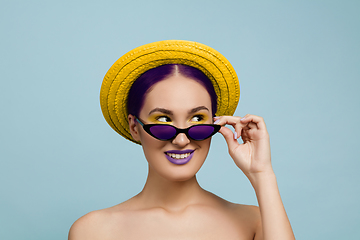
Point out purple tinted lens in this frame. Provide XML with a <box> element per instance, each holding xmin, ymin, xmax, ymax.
<box><xmin>149</xmin><ymin>125</ymin><xmax>177</xmax><ymax>140</ymax></box>
<box><xmin>188</xmin><ymin>125</ymin><xmax>215</xmax><ymax>140</ymax></box>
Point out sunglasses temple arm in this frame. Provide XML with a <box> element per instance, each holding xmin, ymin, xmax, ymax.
<box><xmin>135</xmin><ymin>117</ymin><xmax>145</xmax><ymax>126</ymax></box>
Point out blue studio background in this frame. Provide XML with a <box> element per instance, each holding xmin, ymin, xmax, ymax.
<box><xmin>1</xmin><ymin>1</ymin><xmax>359</xmax><ymax>239</ymax></box>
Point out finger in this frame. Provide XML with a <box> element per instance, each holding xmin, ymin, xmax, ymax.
<box><xmin>234</xmin><ymin>121</ymin><xmax>244</xmax><ymax>140</ymax></box>
<box><xmin>240</xmin><ymin>114</ymin><xmax>267</xmax><ymax>130</ymax></box>
<box><xmin>247</xmin><ymin>122</ymin><xmax>258</xmax><ymax>130</ymax></box>
<box><xmin>214</xmin><ymin>116</ymin><xmax>245</xmax><ymax>140</ymax></box>
<box><xmin>240</xmin><ymin>130</ymin><xmax>251</xmax><ymax>143</ymax></box>
<box><xmin>214</xmin><ymin>116</ymin><xmax>242</xmax><ymax>125</ymax></box>
<box><xmin>218</xmin><ymin>126</ymin><xmax>240</xmax><ymax>151</ymax></box>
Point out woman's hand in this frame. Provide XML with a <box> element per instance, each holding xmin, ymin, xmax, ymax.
<box><xmin>215</xmin><ymin>115</ymin><xmax>296</xmax><ymax>239</ymax></box>
<box><xmin>214</xmin><ymin>114</ymin><xmax>273</xmax><ymax>183</ymax></box>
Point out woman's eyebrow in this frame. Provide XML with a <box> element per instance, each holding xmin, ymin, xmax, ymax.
<box><xmin>189</xmin><ymin>106</ymin><xmax>210</xmax><ymax>114</ymax></box>
<box><xmin>148</xmin><ymin>108</ymin><xmax>173</xmax><ymax>115</ymax></box>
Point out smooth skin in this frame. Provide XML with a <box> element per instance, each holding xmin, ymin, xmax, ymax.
<box><xmin>69</xmin><ymin>72</ymin><xmax>295</xmax><ymax>240</ymax></box>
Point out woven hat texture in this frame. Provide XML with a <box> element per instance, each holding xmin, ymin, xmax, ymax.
<box><xmin>100</xmin><ymin>40</ymin><xmax>240</xmax><ymax>143</ymax></box>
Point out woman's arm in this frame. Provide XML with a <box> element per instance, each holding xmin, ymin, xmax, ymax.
<box><xmin>214</xmin><ymin>114</ymin><xmax>295</xmax><ymax>240</ymax></box>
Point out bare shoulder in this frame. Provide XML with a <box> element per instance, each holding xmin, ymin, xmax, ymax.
<box><xmin>230</xmin><ymin>201</ymin><xmax>260</xmax><ymax>223</ymax></box>
<box><xmin>68</xmin><ymin>202</ymin><xmax>130</xmax><ymax>240</ymax></box>
<box><xmin>69</xmin><ymin>209</ymin><xmax>108</xmax><ymax>240</ymax></box>
<box><xmin>227</xmin><ymin>202</ymin><xmax>262</xmax><ymax>239</ymax></box>
<box><xmin>207</xmin><ymin>191</ymin><xmax>260</xmax><ymax>220</ymax></box>
<box><xmin>204</xmin><ymin>192</ymin><xmax>261</xmax><ymax>233</ymax></box>
<box><xmin>231</xmin><ymin>202</ymin><xmax>260</xmax><ymax>222</ymax></box>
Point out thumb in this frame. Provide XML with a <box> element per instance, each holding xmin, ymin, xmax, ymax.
<box><xmin>218</xmin><ymin>126</ymin><xmax>239</xmax><ymax>152</ymax></box>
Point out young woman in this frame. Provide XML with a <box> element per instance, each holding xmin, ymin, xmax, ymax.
<box><xmin>69</xmin><ymin>40</ymin><xmax>295</xmax><ymax>240</ymax></box>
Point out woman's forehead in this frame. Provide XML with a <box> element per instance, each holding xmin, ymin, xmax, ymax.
<box><xmin>141</xmin><ymin>76</ymin><xmax>212</xmax><ymax>115</ymax></box>
<box><xmin>147</xmin><ymin>106</ymin><xmax>211</xmax><ymax>116</ymax></box>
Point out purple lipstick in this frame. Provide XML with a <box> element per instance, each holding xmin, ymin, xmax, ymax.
<box><xmin>164</xmin><ymin>149</ymin><xmax>195</xmax><ymax>165</ymax></box>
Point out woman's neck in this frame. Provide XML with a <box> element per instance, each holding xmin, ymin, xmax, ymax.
<box><xmin>135</xmin><ymin>165</ymin><xmax>206</xmax><ymax>212</ymax></box>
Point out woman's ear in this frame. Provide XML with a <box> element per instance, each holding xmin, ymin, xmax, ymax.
<box><xmin>128</xmin><ymin>114</ymin><xmax>141</xmax><ymax>142</ymax></box>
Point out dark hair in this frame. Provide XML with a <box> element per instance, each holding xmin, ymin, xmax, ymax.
<box><xmin>127</xmin><ymin>64</ymin><xmax>218</xmax><ymax>117</ymax></box>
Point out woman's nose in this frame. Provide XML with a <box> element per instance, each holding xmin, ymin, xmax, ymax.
<box><xmin>171</xmin><ymin>133</ymin><xmax>190</xmax><ymax>146</ymax></box>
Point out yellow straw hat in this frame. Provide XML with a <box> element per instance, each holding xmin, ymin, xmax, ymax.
<box><xmin>100</xmin><ymin>40</ymin><xmax>240</xmax><ymax>143</ymax></box>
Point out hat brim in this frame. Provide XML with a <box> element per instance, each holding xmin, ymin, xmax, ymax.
<box><xmin>100</xmin><ymin>40</ymin><xmax>240</xmax><ymax>144</ymax></box>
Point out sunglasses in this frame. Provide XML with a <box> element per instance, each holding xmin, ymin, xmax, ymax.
<box><xmin>135</xmin><ymin>117</ymin><xmax>221</xmax><ymax>141</ymax></box>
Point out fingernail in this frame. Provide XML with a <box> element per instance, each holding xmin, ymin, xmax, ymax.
<box><xmin>234</xmin><ymin>131</ymin><xmax>237</xmax><ymax>139</ymax></box>
<box><xmin>214</xmin><ymin>119</ymin><xmax>220</xmax><ymax>124</ymax></box>
<box><xmin>240</xmin><ymin>117</ymin><xmax>246</xmax><ymax>121</ymax></box>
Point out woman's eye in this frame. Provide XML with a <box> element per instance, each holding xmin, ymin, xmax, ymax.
<box><xmin>191</xmin><ymin>115</ymin><xmax>204</xmax><ymax>122</ymax></box>
<box><xmin>156</xmin><ymin>116</ymin><xmax>171</xmax><ymax>123</ymax></box>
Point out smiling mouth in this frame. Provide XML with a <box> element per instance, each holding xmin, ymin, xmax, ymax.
<box><xmin>165</xmin><ymin>152</ymin><xmax>191</xmax><ymax>159</ymax></box>
<box><xmin>164</xmin><ymin>150</ymin><xmax>195</xmax><ymax>165</ymax></box>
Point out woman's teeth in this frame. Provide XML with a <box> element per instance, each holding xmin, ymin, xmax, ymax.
<box><xmin>166</xmin><ymin>153</ymin><xmax>191</xmax><ymax>159</ymax></box>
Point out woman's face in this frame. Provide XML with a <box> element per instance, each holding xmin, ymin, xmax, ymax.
<box><xmin>132</xmin><ymin>74</ymin><xmax>213</xmax><ymax>181</ymax></box>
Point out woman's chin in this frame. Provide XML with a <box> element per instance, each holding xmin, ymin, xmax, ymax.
<box><xmin>166</xmin><ymin>171</ymin><xmax>198</xmax><ymax>182</ymax></box>
<box><xmin>148</xmin><ymin>162</ymin><xmax>202</xmax><ymax>182</ymax></box>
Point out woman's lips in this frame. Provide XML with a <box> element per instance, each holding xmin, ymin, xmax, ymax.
<box><xmin>164</xmin><ymin>150</ymin><xmax>195</xmax><ymax>165</ymax></box>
